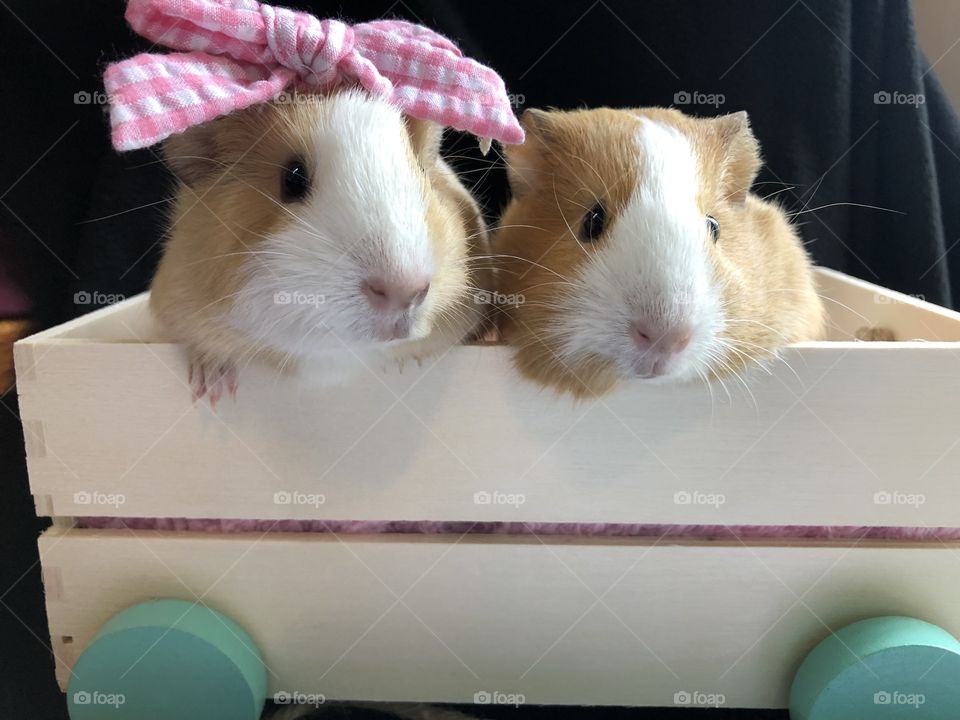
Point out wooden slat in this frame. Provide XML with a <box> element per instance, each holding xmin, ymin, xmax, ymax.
<box><xmin>40</xmin><ymin>527</ymin><xmax>960</xmax><ymax>708</ymax></box>
<box><xmin>815</xmin><ymin>267</ymin><xmax>960</xmax><ymax>341</ymax></box>
<box><xmin>14</xmin><ymin>339</ymin><xmax>960</xmax><ymax>526</ymax></box>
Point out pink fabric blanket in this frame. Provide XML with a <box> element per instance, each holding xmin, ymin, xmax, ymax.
<box><xmin>77</xmin><ymin>517</ymin><xmax>960</xmax><ymax>540</ymax></box>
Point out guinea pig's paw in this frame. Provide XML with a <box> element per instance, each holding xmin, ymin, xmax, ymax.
<box><xmin>188</xmin><ymin>359</ymin><xmax>238</xmax><ymax>408</ymax></box>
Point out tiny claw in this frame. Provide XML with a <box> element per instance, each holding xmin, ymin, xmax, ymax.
<box><xmin>224</xmin><ymin>366</ymin><xmax>239</xmax><ymax>399</ymax></box>
<box><xmin>188</xmin><ymin>359</ymin><xmax>238</xmax><ymax>407</ymax></box>
<box><xmin>190</xmin><ymin>363</ymin><xmax>207</xmax><ymax>403</ymax></box>
<box><xmin>207</xmin><ymin>382</ymin><xmax>222</xmax><ymax>409</ymax></box>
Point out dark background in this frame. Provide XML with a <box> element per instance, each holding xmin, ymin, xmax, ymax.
<box><xmin>2</xmin><ymin>1</ymin><xmax>957</xmax><ymax>718</ymax></box>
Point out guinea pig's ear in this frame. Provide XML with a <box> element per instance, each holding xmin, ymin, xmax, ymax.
<box><xmin>504</xmin><ymin>109</ymin><xmax>556</xmax><ymax>196</ymax></box>
<box><xmin>710</xmin><ymin>111</ymin><xmax>761</xmax><ymax>205</ymax></box>
<box><xmin>162</xmin><ymin>123</ymin><xmax>223</xmax><ymax>188</ymax></box>
<box><xmin>405</xmin><ymin>117</ymin><xmax>443</xmax><ymax>169</ymax></box>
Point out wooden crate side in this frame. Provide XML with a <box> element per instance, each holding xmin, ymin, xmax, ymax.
<box><xmin>18</xmin><ymin>338</ymin><xmax>960</xmax><ymax>526</ymax></box>
<box><xmin>39</xmin><ymin>528</ymin><xmax>960</xmax><ymax>708</ymax></box>
<box><xmin>815</xmin><ymin>268</ymin><xmax>960</xmax><ymax>341</ymax></box>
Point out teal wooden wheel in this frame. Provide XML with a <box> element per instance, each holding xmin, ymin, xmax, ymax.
<box><xmin>790</xmin><ymin>616</ymin><xmax>960</xmax><ymax>719</ymax></box>
<box><xmin>67</xmin><ymin>599</ymin><xmax>266</xmax><ymax>720</ymax></box>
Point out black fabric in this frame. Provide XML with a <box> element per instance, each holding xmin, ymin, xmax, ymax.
<box><xmin>1</xmin><ymin>1</ymin><xmax>957</xmax><ymax>719</ymax></box>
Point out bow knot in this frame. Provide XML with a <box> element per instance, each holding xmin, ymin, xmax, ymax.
<box><xmin>104</xmin><ymin>0</ymin><xmax>524</xmax><ymax>151</ymax></box>
<box><xmin>260</xmin><ymin>9</ymin><xmax>354</xmax><ymax>90</ymax></box>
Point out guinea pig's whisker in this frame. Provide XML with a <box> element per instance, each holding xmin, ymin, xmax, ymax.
<box><xmin>715</xmin><ymin>339</ymin><xmax>774</xmax><ymax>377</ymax></box>
<box><xmin>773</xmin><ymin>289</ymin><xmax>874</xmax><ymax>327</ymax></box>
<box><xmin>439</xmin><ymin>155</ymin><xmax>502</xmax><ymax>167</ymax></box>
<box><xmin>162</xmin><ymin>154</ymin><xmax>228</xmax><ymax>167</ymax></box>
<box><xmin>690</xmin><ymin>365</ymin><xmax>715</xmax><ymax>411</ymax></box>
<box><xmin>517</xmin><ymin>280</ymin><xmax>578</xmax><ymax>292</ymax></box>
<box><xmin>462</xmin><ymin>265</ymin><xmax>513</xmax><ymax>275</ymax></box>
<box><xmin>187</xmin><ymin>290</ymin><xmax>249</xmax><ymax>318</ymax></box>
<box><xmin>551</xmin><ymin>179</ymin><xmax>580</xmax><ymax>240</ymax></box>
<box><xmin>445</xmin><ymin>166</ymin><xmax>505</xmax><ymax>177</ymax></box>
<box><xmin>787</xmin><ymin>201</ymin><xmax>904</xmax><ymax>219</ymax></box>
<box><xmin>722</xmin><ymin>337</ymin><xmax>804</xmax><ymax>398</ymax></box>
<box><xmin>708</xmin><ymin>350</ymin><xmax>754</xmax><ymax>409</ymax></box>
<box><xmin>551</xmin><ymin>180</ymin><xmax>602</xmax><ymax>269</ymax></box>
<box><xmin>695</xmin><ymin>366</ymin><xmax>718</xmax><ymax>420</ymax></box>
<box><xmin>761</xmin><ymin>186</ymin><xmax>798</xmax><ymax>202</ymax></box>
<box><xmin>277</xmin><ymin>319</ymin><xmax>328</xmax><ymax>379</ymax></box>
<box><xmin>719</xmin><ymin>181</ymin><xmax>756</xmax><ymax>205</ymax></box>
<box><xmin>266</xmin><ymin>225</ymin><xmax>338</xmax><ymax>253</ymax></box>
<box><xmin>79</xmin><ymin>196</ymin><xmax>176</xmax><ymax>224</ymax></box>
<box><xmin>245</xmin><ymin>158</ymin><xmax>304</xmax><ymax>172</ymax></box>
<box><xmin>565</xmin><ymin>152</ymin><xmax>615</xmax><ymax>200</ymax></box>
<box><xmin>182</xmin><ymin>250</ymin><xmax>300</xmax><ymax>267</ymax></box>
<box><xmin>475</xmin><ymin>254</ymin><xmax>572</xmax><ymax>282</ymax></box>
<box><xmin>722</xmin><ymin>318</ymin><xmax>791</xmax><ymax>341</ymax></box>
<box><xmin>718</xmin><ymin>338</ymin><xmax>772</xmax><ymax>364</ymax></box>
<box><xmin>734</xmin><ymin>339</ymin><xmax>804</xmax><ymax>384</ymax></box>
<box><xmin>439</xmin><ymin>151</ymin><xmax>501</xmax><ymax>161</ymax></box>
<box><xmin>229</xmin><ymin>314</ymin><xmax>290</xmax><ymax>377</ymax></box>
<box><xmin>488</xmin><ymin>223</ymin><xmax>549</xmax><ymax>234</ymax></box>
<box><xmin>211</xmin><ymin>168</ymin><xmax>329</xmax><ymax>247</ymax></box>
<box><xmin>703</xmin><ymin>349</ymin><xmax>735</xmax><ymax>393</ymax></box>
<box><xmin>753</xmin><ymin>180</ymin><xmax>801</xmax><ymax>187</ymax></box>
<box><xmin>220</xmin><ymin>171</ymin><xmax>324</xmax><ymax>231</ymax></box>
<box><xmin>557</xmin><ymin>193</ymin><xmax>594</xmax><ymax>214</ymax></box>
<box><xmin>246</xmin><ymin>317</ymin><xmax>289</xmax><ymax>364</ymax></box>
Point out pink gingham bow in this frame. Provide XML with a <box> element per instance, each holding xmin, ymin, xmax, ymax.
<box><xmin>104</xmin><ymin>0</ymin><xmax>525</xmax><ymax>151</ymax></box>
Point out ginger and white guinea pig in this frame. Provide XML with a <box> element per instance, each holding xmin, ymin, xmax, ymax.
<box><xmin>495</xmin><ymin>107</ymin><xmax>824</xmax><ymax>399</ymax></box>
<box><xmin>150</xmin><ymin>89</ymin><xmax>492</xmax><ymax>402</ymax></box>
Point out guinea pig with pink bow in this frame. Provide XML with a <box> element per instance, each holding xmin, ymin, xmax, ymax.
<box><xmin>104</xmin><ymin>0</ymin><xmax>524</xmax><ymax>402</ymax></box>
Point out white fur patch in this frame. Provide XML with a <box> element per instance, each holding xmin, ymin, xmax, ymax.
<box><xmin>554</xmin><ymin>118</ymin><xmax>725</xmax><ymax>382</ymax></box>
<box><xmin>226</xmin><ymin>91</ymin><xmax>436</xmax><ymax>360</ymax></box>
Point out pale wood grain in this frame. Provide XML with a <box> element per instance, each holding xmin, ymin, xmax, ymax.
<box><xmin>40</xmin><ymin>527</ymin><xmax>960</xmax><ymax>708</ymax></box>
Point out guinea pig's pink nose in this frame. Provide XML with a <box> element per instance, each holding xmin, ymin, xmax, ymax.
<box><xmin>631</xmin><ymin>321</ymin><xmax>692</xmax><ymax>355</ymax></box>
<box><xmin>362</xmin><ymin>276</ymin><xmax>431</xmax><ymax>313</ymax></box>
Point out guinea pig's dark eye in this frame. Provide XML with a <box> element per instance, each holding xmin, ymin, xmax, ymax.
<box><xmin>580</xmin><ymin>203</ymin><xmax>606</xmax><ymax>242</ymax></box>
<box><xmin>281</xmin><ymin>158</ymin><xmax>310</xmax><ymax>202</ymax></box>
<box><xmin>706</xmin><ymin>214</ymin><xmax>720</xmax><ymax>242</ymax></box>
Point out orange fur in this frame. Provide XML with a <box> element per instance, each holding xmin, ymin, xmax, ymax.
<box><xmin>495</xmin><ymin>107</ymin><xmax>824</xmax><ymax>399</ymax></box>
<box><xmin>150</xmin><ymin>92</ymin><xmax>492</xmax><ymax>377</ymax></box>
